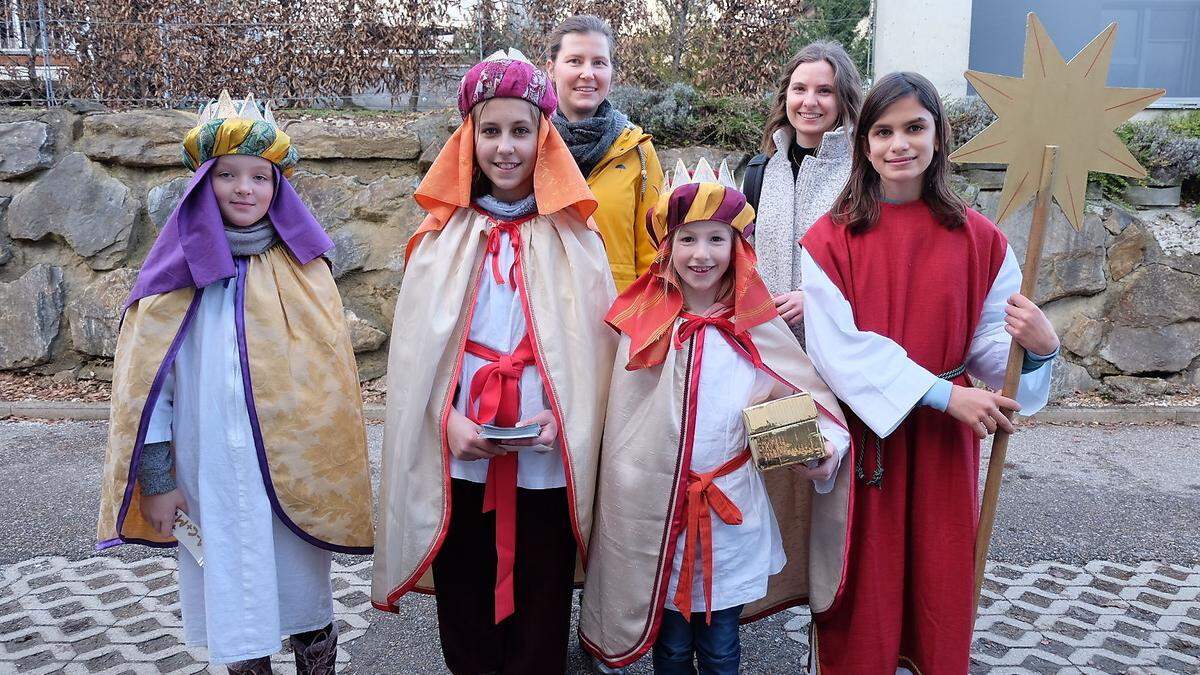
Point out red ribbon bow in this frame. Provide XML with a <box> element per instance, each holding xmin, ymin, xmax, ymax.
<box><xmin>484</xmin><ymin>220</ymin><xmax>522</xmax><ymax>286</ymax></box>
<box><xmin>464</xmin><ymin>335</ymin><xmax>535</xmax><ymax>624</ymax></box>
<box><xmin>674</xmin><ymin>313</ymin><xmax>764</xmax><ymax>370</ymax></box>
<box><xmin>673</xmin><ymin>449</ymin><xmax>752</xmax><ymax>624</ymax></box>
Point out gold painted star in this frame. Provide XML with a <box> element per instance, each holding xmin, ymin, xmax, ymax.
<box><xmin>949</xmin><ymin>13</ymin><xmax>1166</xmax><ymax>230</ymax></box>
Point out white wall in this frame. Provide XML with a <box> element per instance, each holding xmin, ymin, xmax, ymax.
<box><xmin>873</xmin><ymin>0</ymin><xmax>973</xmax><ymax>98</ymax></box>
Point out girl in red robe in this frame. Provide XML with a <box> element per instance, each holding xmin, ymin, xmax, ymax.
<box><xmin>800</xmin><ymin>72</ymin><xmax>1061</xmax><ymax>674</ymax></box>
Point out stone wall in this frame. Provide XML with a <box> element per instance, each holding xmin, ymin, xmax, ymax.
<box><xmin>1</xmin><ymin>107</ymin><xmax>1197</xmax><ymax>401</ymax></box>
<box><xmin>0</xmin><ymin>106</ymin><xmax>457</xmax><ymax>383</ymax></box>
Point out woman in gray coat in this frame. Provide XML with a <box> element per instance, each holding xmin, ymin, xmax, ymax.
<box><xmin>742</xmin><ymin>41</ymin><xmax>863</xmax><ymax>330</ymax></box>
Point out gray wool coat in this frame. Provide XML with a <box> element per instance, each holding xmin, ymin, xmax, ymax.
<box><xmin>748</xmin><ymin>126</ymin><xmax>854</xmax><ymax>298</ymax></box>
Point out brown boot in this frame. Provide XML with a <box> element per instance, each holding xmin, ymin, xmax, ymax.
<box><xmin>290</xmin><ymin>622</ymin><xmax>338</xmax><ymax>675</ymax></box>
<box><xmin>226</xmin><ymin>656</ymin><xmax>273</xmax><ymax>674</ymax></box>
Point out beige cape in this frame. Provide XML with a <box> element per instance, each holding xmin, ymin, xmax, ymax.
<box><xmin>97</xmin><ymin>246</ymin><xmax>374</xmax><ymax>552</ymax></box>
<box><xmin>579</xmin><ymin>316</ymin><xmax>852</xmax><ymax>667</ymax></box>
<box><xmin>371</xmin><ymin>207</ymin><xmax>617</xmax><ymax>610</ymax></box>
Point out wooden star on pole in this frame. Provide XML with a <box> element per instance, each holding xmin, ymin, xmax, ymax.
<box><xmin>949</xmin><ymin>12</ymin><xmax>1166</xmax><ymax>230</ymax></box>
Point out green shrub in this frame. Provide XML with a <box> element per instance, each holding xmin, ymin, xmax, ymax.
<box><xmin>1118</xmin><ymin>121</ymin><xmax>1200</xmax><ymax>184</ymax></box>
<box><xmin>609</xmin><ymin>83</ymin><xmax>697</xmax><ymax>143</ymax></box>
<box><xmin>609</xmin><ymin>84</ymin><xmax>768</xmax><ymax>152</ymax></box>
<box><xmin>689</xmin><ymin>94</ymin><xmax>770</xmax><ymax>151</ymax></box>
<box><xmin>1165</xmin><ymin>110</ymin><xmax>1200</xmax><ymax>138</ymax></box>
<box><xmin>943</xmin><ymin>96</ymin><xmax>997</xmax><ymax>151</ymax></box>
<box><xmin>1088</xmin><ymin>171</ymin><xmax>1133</xmax><ymax>207</ymax></box>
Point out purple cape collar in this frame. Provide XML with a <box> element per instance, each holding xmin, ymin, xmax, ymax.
<box><xmin>126</xmin><ymin>159</ymin><xmax>332</xmax><ymax>308</ymax></box>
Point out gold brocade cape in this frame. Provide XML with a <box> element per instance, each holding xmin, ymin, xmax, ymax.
<box><xmin>96</xmin><ymin>246</ymin><xmax>374</xmax><ymax>553</ymax></box>
<box><xmin>579</xmin><ymin>317</ymin><xmax>852</xmax><ymax>668</ymax></box>
<box><xmin>370</xmin><ymin>207</ymin><xmax>617</xmax><ymax>610</ymax></box>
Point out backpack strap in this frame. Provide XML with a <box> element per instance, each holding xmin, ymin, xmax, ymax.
<box><xmin>742</xmin><ymin>153</ymin><xmax>769</xmax><ymax>213</ymax></box>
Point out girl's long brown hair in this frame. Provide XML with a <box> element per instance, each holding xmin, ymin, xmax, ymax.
<box><xmin>759</xmin><ymin>41</ymin><xmax>863</xmax><ymax>156</ymax></box>
<box><xmin>831</xmin><ymin>71</ymin><xmax>966</xmax><ymax>234</ymax></box>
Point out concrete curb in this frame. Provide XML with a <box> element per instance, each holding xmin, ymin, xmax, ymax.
<box><xmin>1030</xmin><ymin>405</ymin><xmax>1200</xmax><ymax>425</ymax></box>
<box><xmin>1</xmin><ymin>400</ymin><xmax>1196</xmax><ymax>425</ymax></box>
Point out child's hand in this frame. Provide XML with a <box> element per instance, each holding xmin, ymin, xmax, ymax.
<box><xmin>447</xmin><ymin>408</ymin><xmax>506</xmax><ymax>461</ymax></box>
<box><xmin>504</xmin><ymin>410</ymin><xmax>559</xmax><ymax>448</ymax></box>
<box><xmin>789</xmin><ymin>441</ymin><xmax>839</xmax><ymax>483</ymax></box>
<box><xmin>773</xmin><ymin>291</ymin><xmax>805</xmax><ymax>327</ymax></box>
<box><xmin>140</xmin><ymin>489</ymin><xmax>188</xmax><ymax>538</ymax></box>
<box><xmin>1005</xmin><ymin>293</ymin><xmax>1060</xmax><ymax>357</ymax></box>
<box><xmin>946</xmin><ymin>385</ymin><xmax>1020</xmax><ymax>439</ymax></box>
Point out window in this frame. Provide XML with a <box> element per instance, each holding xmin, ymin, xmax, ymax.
<box><xmin>970</xmin><ymin>0</ymin><xmax>1200</xmax><ymax>105</ymax></box>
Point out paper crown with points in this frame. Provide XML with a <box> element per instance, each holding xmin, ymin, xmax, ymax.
<box><xmin>182</xmin><ymin>89</ymin><xmax>298</xmax><ymax>176</ymax></box>
<box><xmin>196</xmin><ymin>90</ymin><xmax>279</xmax><ymax>126</ymax></box>
<box><xmin>648</xmin><ymin>157</ymin><xmax>755</xmax><ymax>245</ymax></box>
<box><xmin>662</xmin><ymin>157</ymin><xmax>739</xmax><ymax>193</ymax></box>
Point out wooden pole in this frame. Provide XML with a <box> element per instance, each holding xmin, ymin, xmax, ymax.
<box><xmin>973</xmin><ymin>144</ymin><xmax>1059</xmax><ymax>615</ymax></box>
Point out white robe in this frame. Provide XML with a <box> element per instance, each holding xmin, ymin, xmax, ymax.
<box><xmin>801</xmin><ymin>245</ymin><xmax>1054</xmax><ymax>492</ymax></box>
<box><xmin>449</xmin><ymin>228</ymin><xmax>565</xmax><ymax>489</ymax></box>
<box><xmin>146</xmin><ymin>277</ymin><xmax>333</xmax><ymax>663</ymax></box>
<box><xmin>664</xmin><ymin>323</ymin><xmax>850</xmax><ymax>613</ymax></box>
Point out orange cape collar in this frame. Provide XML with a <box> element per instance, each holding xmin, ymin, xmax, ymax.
<box><xmin>405</xmin><ymin>116</ymin><xmax>598</xmax><ymax>261</ymax></box>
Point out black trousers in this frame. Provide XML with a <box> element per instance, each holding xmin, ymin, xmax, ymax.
<box><xmin>431</xmin><ymin>478</ymin><xmax>577</xmax><ymax>675</ymax></box>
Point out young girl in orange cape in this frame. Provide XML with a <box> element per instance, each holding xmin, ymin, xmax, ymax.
<box><xmin>579</xmin><ymin>160</ymin><xmax>851</xmax><ymax>673</ymax></box>
<box><xmin>96</xmin><ymin>92</ymin><xmax>373</xmax><ymax>673</ymax></box>
<box><xmin>370</xmin><ymin>49</ymin><xmax>617</xmax><ymax>674</ymax></box>
<box><xmin>800</xmin><ymin>72</ymin><xmax>1060</xmax><ymax>675</ymax></box>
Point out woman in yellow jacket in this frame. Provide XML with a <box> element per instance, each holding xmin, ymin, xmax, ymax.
<box><xmin>546</xmin><ymin>14</ymin><xmax>665</xmax><ymax>292</ymax></box>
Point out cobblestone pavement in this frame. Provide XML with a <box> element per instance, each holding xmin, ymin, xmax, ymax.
<box><xmin>3</xmin><ymin>555</ymin><xmax>1198</xmax><ymax>674</ymax></box>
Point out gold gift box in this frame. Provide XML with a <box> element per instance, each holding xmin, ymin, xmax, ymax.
<box><xmin>742</xmin><ymin>393</ymin><xmax>826</xmax><ymax>471</ymax></box>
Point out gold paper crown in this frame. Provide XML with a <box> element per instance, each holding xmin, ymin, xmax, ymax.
<box><xmin>197</xmin><ymin>90</ymin><xmax>279</xmax><ymax>127</ymax></box>
<box><xmin>663</xmin><ymin>157</ymin><xmax>738</xmax><ymax>194</ymax></box>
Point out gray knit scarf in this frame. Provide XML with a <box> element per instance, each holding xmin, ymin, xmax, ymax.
<box><xmin>474</xmin><ymin>193</ymin><xmax>539</xmax><ymax>220</ymax></box>
<box><xmin>225</xmin><ymin>218</ymin><xmax>281</xmax><ymax>257</ymax></box>
<box><xmin>552</xmin><ymin>100</ymin><xmax>629</xmax><ymax>178</ymax></box>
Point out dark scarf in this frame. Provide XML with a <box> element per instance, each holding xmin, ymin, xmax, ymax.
<box><xmin>551</xmin><ymin>100</ymin><xmax>629</xmax><ymax>178</ymax></box>
<box><xmin>224</xmin><ymin>218</ymin><xmax>281</xmax><ymax>257</ymax></box>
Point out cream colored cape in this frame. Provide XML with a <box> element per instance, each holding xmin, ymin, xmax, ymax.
<box><xmin>579</xmin><ymin>316</ymin><xmax>852</xmax><ymax>667</ymax></box>
<box><xmin>371</xmin><ymin>207</ymin><xmax>617</xmax><ymax>610</ymax></box>
<box><xmin>97</xmin><ymin>246</ymin><xmax>374</xmax><ymax>553</ymax></box>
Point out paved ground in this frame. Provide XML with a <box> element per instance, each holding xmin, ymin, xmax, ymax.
<box><xmin>1</xmin><ymin>419</ymin><xmax>1197</xmax><ymax>673</ymax></box>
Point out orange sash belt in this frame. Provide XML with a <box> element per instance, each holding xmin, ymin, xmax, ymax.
<box><xmin>673</xmin><ymin>448</ymin><xmax>752</xmax><ymax>624</ymax></box>
<box><xmin>465</xmin><ymin>335</ymin><xmax>534</xmax><ymax>624</ymax></box>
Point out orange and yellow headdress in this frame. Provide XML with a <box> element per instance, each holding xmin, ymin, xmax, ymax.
<box><xmin>181</xmin><ymin>91</ymin><xmax>298</xmax><ymax>177</ymax></box>
<box><xmin>606</xmin><ymin>159</ymin><xmax>777</xmax><ymax>370</ymax></box>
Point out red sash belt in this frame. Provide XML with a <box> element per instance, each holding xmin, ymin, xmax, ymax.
<box><xmin>464</xmin><ymin>335</ymin><xmax>534</xmax><ymax>624</ymax></box>
<box><xmin>673</xmin><ymin>448</ymin><xmax>752</xmax><ymax>624</ymax></box>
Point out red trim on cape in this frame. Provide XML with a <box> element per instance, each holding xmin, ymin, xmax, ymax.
<box><xmin>379</xmin><ymin>212</ymin><xmax>593</xmax><ymax>611</ymax></box>
<box><xmin>583</xmin><ymin>320</ymin><xmax>857</xmax><ymax>667</ymax></box>
<box><xmin>381</xmin><ymin>240</ymin><xmax>488</xmax><ymax>610</ymax></box>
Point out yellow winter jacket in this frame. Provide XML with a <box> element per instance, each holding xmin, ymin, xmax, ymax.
<box><xmin>586</xmin><ymin>125</ymin><xmax>664</xmax><ymax>291</ymax></box>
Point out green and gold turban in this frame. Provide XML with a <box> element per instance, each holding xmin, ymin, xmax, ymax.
<box><xmin>181</xmin><ymin>91</ymin><xmax>299</xmax><ymax>177</ymax></box>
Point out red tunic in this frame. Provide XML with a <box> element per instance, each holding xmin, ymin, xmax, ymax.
<box><xmin>801</xmin><ymin>201</ymin><xmax>1007</xmax><ymax>675</ymax></box>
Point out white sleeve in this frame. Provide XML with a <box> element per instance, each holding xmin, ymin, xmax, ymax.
<box><xmin>964</xmin><ymin>246</ymin><xmax>1053</xmax><ymax>416</ymax></box>
<box><xmin>144</xmin><ymin>365</ymin><xmax>175</xmax><ymax>444</ymax></box>
<box><xmin>800</xmin><ymin>249</ymin><xmax>939</xmax><ymax>438</ymax></box>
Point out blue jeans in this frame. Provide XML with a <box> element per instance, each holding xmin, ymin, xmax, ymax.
<box><xmin>652</xmin><ymin>606</ymin><xmax>743</xmax><ymax>674</ymax></box>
